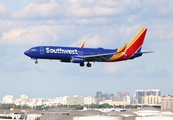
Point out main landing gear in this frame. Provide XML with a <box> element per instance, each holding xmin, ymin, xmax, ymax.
<box><xmin>86</xmin><ymin>62</ymin><xmax>91</xmax><ymax>67</ymax></box>
<box><xmin>80</xmin><ymin>63</ymin><xmax>85</xmax><ymax>67</ymax></box>
<box><xmin>80</xmin><ymin>62</ymin><xmax>92</xmax><ymax>67</ymax></box>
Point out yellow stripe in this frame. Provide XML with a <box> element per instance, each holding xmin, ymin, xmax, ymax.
<box><xmin>107</xmin><ymin>48</ymin><xmax>123</xmax><ymax>61</ymax></box>
<box><xmin>117</xmin><ymin>44</ymin><xmax>126</xmax><ymax>52</ymax></box>
<box><xmin>125</xmin><ymin>28</ymin><xmax>146</xmax><ymax>50</ymax></box>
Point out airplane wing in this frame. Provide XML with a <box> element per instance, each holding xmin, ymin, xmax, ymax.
<box><xmin>82</xmin><ymin>51</ymin><xmax>153</xmax><ymax>62</ymax></box>
<box><xmin>82</xmin><ymin>52</ymin><xmax>117</xmax><ymax>62</ymax></box>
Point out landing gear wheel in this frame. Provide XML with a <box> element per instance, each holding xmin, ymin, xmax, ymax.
<box><xmin>35</xmin><ymin>60</ymin><xmax>38</xmax><ymax>64</ymax></box>
<box><xmin>80</xmin><ymin>63</ymin><xmax>85</xmax><ymax>67</ymax></box>
<box><xmin>86</xmin><ymin>63</ymin><xmax>91</xmax><ymax>67</ymax></box>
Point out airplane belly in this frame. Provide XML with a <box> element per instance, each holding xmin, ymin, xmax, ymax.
<box><xmin>39</xmin><ymin>53</ymin><xmax>71</xmax><ymax>60</ymax></box>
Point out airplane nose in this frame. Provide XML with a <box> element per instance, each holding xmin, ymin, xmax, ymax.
<box><xmin>24</xmin><ymin>50</ymin><xmax>30</xmax><ymax>56</ymax></box>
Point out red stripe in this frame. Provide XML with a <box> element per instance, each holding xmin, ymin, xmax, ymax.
<box><xmin>115</xmin><ymin>29</ymin><xmax>147</xmax><ymax>61</ymax></box>
<box><xmin>125</xmin><ymin>29</ymin><xmax>147</xmax><ymax>57</ymax></box>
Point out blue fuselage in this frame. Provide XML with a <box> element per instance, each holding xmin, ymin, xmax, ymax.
<box><xmin>24</xmin><ymin>46</ymin><xmax>118</xmax><ymax>62</ymax></box>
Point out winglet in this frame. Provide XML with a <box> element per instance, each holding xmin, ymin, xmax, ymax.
<box><xmin>80</xmin><ymin>41</ymin><xmax>85</xmax><ymax>48</ymax></box>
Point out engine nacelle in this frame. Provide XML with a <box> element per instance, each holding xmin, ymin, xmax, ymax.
<box><xmin>71</xmin><ymin>57</ymin><xmax>85</xmax><ymax>63</ymax></box>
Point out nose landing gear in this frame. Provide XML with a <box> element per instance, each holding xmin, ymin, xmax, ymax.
<box><xmin>35</xmin><ymin>60</ymin><xmax>38</xmax><ymax>64</ymax></box>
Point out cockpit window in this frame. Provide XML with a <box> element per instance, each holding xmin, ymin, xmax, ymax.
<box><xmin>30</xmin><ymin>48</ymin><xmax>36</xmax><ymax>51</ymax></box>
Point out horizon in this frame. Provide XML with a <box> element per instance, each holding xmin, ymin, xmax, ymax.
<box><xmin>0</xmin><ymin>0</ymin><xmax>173</xmax><ymax>98</ymax></box>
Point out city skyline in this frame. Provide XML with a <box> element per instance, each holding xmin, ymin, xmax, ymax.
<box><xmin>0</xmin><ymin>89</ymin><xmax>164</xmax><ymax>107</ymax></box>
<box><xmin>0</xmin><ymin>0</ymin><xmax>173</xmax><ymax>98</ymax></box>
<box><xmin>0</xmin><ymin>89</ymin><xmax>163</xmax><ymax>100</ymax></box>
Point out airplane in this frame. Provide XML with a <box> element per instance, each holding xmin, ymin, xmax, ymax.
<box><xmin>24</xmin><ymin>28</ymin><xmax>152</xmax><ymax>67</ymax></box>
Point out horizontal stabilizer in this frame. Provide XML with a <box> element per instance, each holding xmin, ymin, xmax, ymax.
<box><xmin>134</xmin><ymin>51</ymin><xmax>154</xmax><ymax>55</ymax></box>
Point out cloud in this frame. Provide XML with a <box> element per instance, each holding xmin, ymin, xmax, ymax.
<box><xmin>0</xmin><ymin>3</ymin><xmax>8</xmax><ymax>14</ymax></box>
<box><xmin>0</xmin><ymin>3</ymin><xmax>11</xmax><ymax>19</ymax></box>
<box><xmin>11</xmin><ymin>0</ymin><xmax>144</xmax><ymax>20</ymax></box>
<box><xmin>1</xmin><ymin>0</ymin><xmax>171</xmax><ymax>47</ymax></box>
<box><xmin>71</xmin><ymin>24</ymin><xmax>146</xmax><ymax>49</ymax></box>
<box><xmin>67</xmin><ymin>0</ymin><xmax>125</xmax><ymax>17</ymax></box>
<box><xmin>30</xmin><ymin>0</ymin><xmax>51</xmax><ymax>4</ymax></box>
<box><xmin>147</xmin><ymin>26</ymin><xmax>173</xmax><ymax>42</ymax></box>
<box><xmin>102</xmin><ymin>61</ymin><xmax>135</xmax><ymax>75</ymax></box>
<box><xmin>12</xmin><ymin>0</ymin><xmax>61</xmax><ymax>19</ymax></box>
<box><xmin>0</xmin><ymin>25</ymin><xmax>62</xmax><ymax>45</ymax></box>
<box><xmin>135</xmin><ymin>65</ymin><xmax>171</xmax><ymax>78</ymax></box>
<box><xmin>66</xmin><ymin>5</ymin><xmax>124</xmax><ymax>17</ymax></box>
<box><xmin>126</xmin><ymin>15</ymin><xmax>138</xmax><ymax>22</ymax></box>
<box><xmin>72</xmin><ymin>34</ymin><xmax>100</xmax><ymax>47</ymax></box>
<box><xmin>75</xmin><ymin>18</ymin><xmax>108</xmax><ymax>25</ymax></box>
<box><xmin>141</xmin><ymin>1</ymin><xmax>173</xmax><ymax>20</ymax></box>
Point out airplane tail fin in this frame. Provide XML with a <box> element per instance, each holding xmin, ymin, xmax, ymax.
<box><xmin>117</xmin><ymin>28</ymin><xmax>148</xmax><ymax>59</ymax></box>
<box><xmin>107</xmin><ymin>28</ymin><xmax>152</xmax><ymax>62</ymax></box>
<box><xmin>124</xmin><ymin>28</ymin><xmax>147</xmax><ymax>57</ymax></box>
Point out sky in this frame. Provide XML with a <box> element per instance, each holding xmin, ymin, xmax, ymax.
<box><xmin>0</xmin><ymin>0</ymin><xmax>173</xmax><ymax>99</ymax></box>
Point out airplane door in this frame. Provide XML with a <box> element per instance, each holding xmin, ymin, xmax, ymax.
<box><xmin>78</xmin><ymin>51</ymin><xmax>83</xmax><ymax>56</ymax></box>
<box><xmin>40</xmin><ymin>47</ymin><xmax>44</xmax><ymax>54</ymax></box>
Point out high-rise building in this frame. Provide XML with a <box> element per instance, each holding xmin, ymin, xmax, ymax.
<box><xmin>96</xmin><ymin>91</ymin><xmax>102</xmax><ymax>98</ymax></box>
<box><xmin>142</xmin><ymin>95</ymin><xmax>161</xmax><ymax>105</ymax></box>
<box><xmin>102</xmin><ymin>93</ymin><xmax>114</xmax><ymax>100</ymax></box>
<box><xmin>28</xmin><ymin>98</ymin><xmax>42</xmax><ymax>106</ymax></box>
<box><xmin>96</xmin><ymin>91</ymin><xmax>102</xmax><ymax>103</ymax></box>
<box><xmin>20</xmin><ymin>95</ymin><xmax>29</xmax><ymax>105</ymax></box>
<box><xmin>20</xmin><ymin>95</ymin><xmax>28</xmax><ymax>100</ymax></box>
<box><xmin>84</xmin><ymin>96</ymin><xmax>96</xmax><ymax>105</ymax></box>
<box><xmin>2</xmin><ymin>95</ymin><xmax>13</xmax><ymax>104</ymax></box>
<box><xmin>161</xmin><ymin>94</ymin><xmax>173</xmax><ymax>110</ymax></box>
<box><xmin>134</xmin><ymin>89</ymin><xmax>161</xmax><ymax>104</ymax></box>
<box><xmin>63</xmin><ymin>95</ymin><xmax>82</xmax><ymax>105</ymax></box>
<box><xmin>116</xmin><ymin>92</ymin><xmax>129</xmax><ymax>101</ymax></box>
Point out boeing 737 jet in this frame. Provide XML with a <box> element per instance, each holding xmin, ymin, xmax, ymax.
<box><xmin>24</xmin><ymin>28</ymin><xmax>151</xmax><ymax>67</ymax></box>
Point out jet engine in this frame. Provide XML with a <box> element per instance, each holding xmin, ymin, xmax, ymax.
<box><xmin>71</xmin><ymin>57</ymin><xmax>85</xmax><ymax>63</ymax></box>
